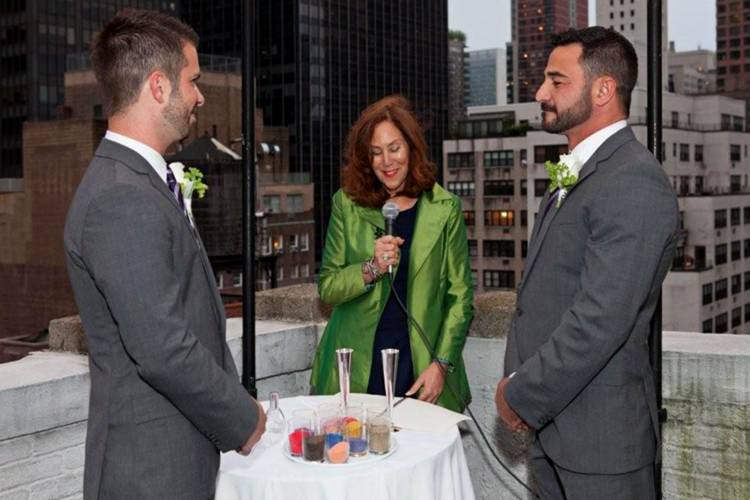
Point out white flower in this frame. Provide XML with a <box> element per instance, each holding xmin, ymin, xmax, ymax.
<box><xmin>558</xmin><ymin>153</ymin><xmax>583</xmax><ymax>177</ymax></box>
<box><xmin>169</xmin><ymin>162</ymin><xmax>186</xmax><ymax>185</ymax></box>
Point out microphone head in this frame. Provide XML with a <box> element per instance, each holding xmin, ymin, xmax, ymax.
<box><xmin>382</xmin><ymin>201</ymin><xmax>400</xmax><ymax>221</ymax></box>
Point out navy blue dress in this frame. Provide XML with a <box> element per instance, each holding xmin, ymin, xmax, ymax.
<box><xmin>367</xmin><ymin>204</ymin><xmax>417</xmax><ymax>397</ymax></box>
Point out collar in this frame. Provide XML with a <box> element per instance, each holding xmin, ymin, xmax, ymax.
<box><xmin>570</xmin><ymin>119</ymin><xmax>628</xmax><ymax>166</ymax></box>
<box><xmin>105</xmin><ymin>131</ymin><xmax>168</xmax><ymax>185</ymax></box>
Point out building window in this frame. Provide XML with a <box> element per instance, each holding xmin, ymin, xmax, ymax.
<box><xmin>702</xmin><ymin>318</ymin><xmax>713</xmax><ymax>333</ymax></box>
<box><xmin>447</xmin><ymin>152</ymin><xmax>474</xmax><ymax>169</ymax></box>
<box><xmin>534</xmin><ymin>144</ymin><xmax>567</xmax><ymax>163</ymax></box>
<box><xmin>520</xmin><ymin>179</ymin><xmax>527</xmax><ymax>196</ymax></box>
<box><xmin>732</xmin><ymin>307</ymin><xmax>742</xmax><ymax>328</ymax></box>
<box><xmin>716</xmin><ymin>244</ymin><xmax>728</xmax><ymax>265</ymax></box>
<box><xmin>732</xmin><ymin>208</ymin><xmax>741</xmax><ymax>226</ymax></box>
<box><xmin>300</xmin><ymin>233</ymin><xmax>309</xmax><ymax>251</ymax></box>
<box><xmin>695</xmin><ymin>176</ymin><xmax>704</xmax><ymax>194</ymax></box>
<box><xmin>746</xmin><ymin>304</ymin><xmax>750</xmax><ymax>323</ymax></box>
<box><xmin>448</xmin><ymin>181</ymin><xmax>475</xmax><ymax>196</ymax></box>
<box><xmin>732</xmin><ymin>241</ymin><xmax>742</xmax><ymax>261</ymax></box>
<box><xmin>463</xmin><ymin>211</ymin><xmax>475</xmax><ymax>226</ymax></box>
<box><xmin>277</xmin><ymin>266</ymin><xmax>284</xmax><ymax>281</ymax></box>
<box><xmin>485</xmin><ymin>210</ymin><xmax>515</xmax><ymax>226</ymax></box>
<box><xmin>679</xmin><ymin>143</ymin><xmax>689</xmax><ymax>161</ymax></box>
<box><xmin>287</xmin><ymin>194</ymin><xmax>304</xmax><ymax>213</ymax></box>
<box><xmin>483</xmin><ymin>270</ymin><xmax>515</xmax><ymax>289</ymax></box>
<box><xmin>233</xmin><ymin>273</ymin><xmax>243</xmax><ymax>287</ymax></box>
<box><xmin>301</xmin><ymin>264</ymin><xmax>309</xmax><ymax>278</ymax></box>
<box><xmin>679</xmin><ymin>176</ymin><xmax>690</xmax><ymax>195</ymax></box>
<box><xmin>732</xmin><ymin>274</ymin><xmax>742</xmax><ymax>295</ymax></box>
<box><xmin>468</xmin><ymin>240</ymin><xmax>478</xmax><ymax>257</ymax></box>
<box><xmin>702</xmin><ymin>283</ymin><xmax>713</xmax><ymax>305</ymax></box>
<box><xmin>521</xmin><ymin>210</ymin><xmax>528</xmax><ymax>227</ymax></box>
<box><xmin>715</xmin><ymin>209</ymin><xmax>728</xmax><ymax>228</ymax></box>
<box><xmin>483</xmin><ymin>150</ymin><xmax>514</xmax><ymax>167</ymax></box>
<box><xmin>672</xmin><ymin>143</ymin><xmax>677</xmax><ymax>158</ymax></box>
<box><xmin>715</xmin><ymin>313</ymin><xmax>729</xmax><ymax>333</ymax></box>
<box><xmin>288</xmin><ymin>234</ymin><xmax>299</xmax><ymax>251</ymax></box>
<box><xmin>745</xmin><ymin>271</ymin><xmax>750</xmax><ymax>291</ymax></box>
<box><xmin>484</xmin><ymin>180</ymin><xmax>514</xmax><ymax>196</ymax></box>
<box><xmin>745</xmin><ymin>207</ymin><xmax>750</xmax><ymax>224</ymax></box>
<box><xmin>731</xmin><ymin>144</ymin><xmax>742</xmax><ymax>162</ymax></box>
<box><xmin>731</xmin><ymin>175</ymin><xmax>742</xmax><ymax>193</ymax></box>
<box><xmin>470</xmin><ymin>270</ymin><xmax>477</xmax><ymax>289</ymax></box>
<box><xmin>716</xmin><ymin>278</ymin><xmax>728</xmax><ymax>300</ymax></box>
<box><xmin>672</xmin><ymin>112</ymin><xmax>679</xmax><ymax>128</ymax></box>
<box><xmin>534</xmin><ymin>179</ymin><xmax>549</xmax><ymax>197</ymax></box>
<box><xmin>291</xmin><ymin>265</ymin><xmax>299</xmax><ymax>279</ymax></box>
<box><xmin>263</xmin><ymin>195</ymin><xmax>281</xmax><ymax>214</ymax></box>
<box><xmin>695</xmin><ymin>145</ymin><xmax>703</xmax><ymax>162</ymax></box>
<box><xmin>483</xmin><ymin>240</ymin><xmax>515</xmax><ymax>258</ymax></box>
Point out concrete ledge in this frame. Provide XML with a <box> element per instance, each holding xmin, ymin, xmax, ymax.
<box><xmin>48</xmin><ymin>316</ymin><xmax>87</xmax><ymax>354</ymax></box>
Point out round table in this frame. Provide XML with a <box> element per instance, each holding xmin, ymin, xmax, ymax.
<box><xmin>215</xmin><ymin>395</ymin><xmax>476</xmax><ymax>500</ymax></box>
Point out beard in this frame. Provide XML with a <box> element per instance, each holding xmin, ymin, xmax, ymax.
<box><xmin>540</xmin><ymin>84</ymin><xmax>593</xmax><ymax>134</ymax></box>
<box><xmin>162</xmin><ymin>88</ymin><xmax>194</xmax><ymax>141</ymax></box>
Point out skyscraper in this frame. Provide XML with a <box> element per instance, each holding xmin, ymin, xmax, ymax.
<box><xmin>448</xmin><ymin>30</ymin><xmax>468</xmax><ymax>135</ymax></box>
<box><xmin>510</xmin><ymin>0</ymin><xmax>588</xmax><ymax>103</ymax></box>
<box><xmin>0</xmin><ymin>0</ymin><xmax>179</xmax><ymax>181</ymax></box>
<box><xmin>465</xmin><ymin>48</ymin><xmax>507</xmax><ymax>108</ymax></box>
<box><xmin>256</xmin><ymin>0</ymin><xmax>450</xmax><ymax>259</ymax></box>
<box><xmin>716</xmin><ymin>0</ymin><xmax>750</xmax><ymax>100</ymax></box>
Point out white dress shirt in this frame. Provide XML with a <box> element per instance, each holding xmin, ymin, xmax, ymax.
<box><xmin>105</xmin><ymin>131</ymin><xmax>168</xmax><ymax>185</ymax></box>
<box><xmin>569</xmin><ymin>119</ymin><xmax>628</xmax><ymax>166</ymax></box>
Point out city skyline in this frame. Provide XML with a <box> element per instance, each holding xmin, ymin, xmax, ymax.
<box><xmin>449</xmin><ymin>0</ymin><xmax>716</xmax><ymax>52</ymax></box>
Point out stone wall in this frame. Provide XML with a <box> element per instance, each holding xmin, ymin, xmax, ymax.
<box><xmin>1</xmin><ymin>286</ymin><xmax>749</xmax><ymax>500</ymax></box>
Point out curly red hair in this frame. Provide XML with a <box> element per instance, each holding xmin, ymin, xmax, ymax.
<box><xmin>341</xmin><ymin>95</ymin><xmax>436</xmax><ymax>208</ymax></box>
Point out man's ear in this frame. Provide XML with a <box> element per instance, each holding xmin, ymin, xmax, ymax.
<box><xmin>147</xmin><ymin>70</ymin><xmax>171</xmax><ymax>105</ymax></box>
<box><xmin>592</xmin><ymin>76</ymin><xmax>617</xmax><ymax>108</ymax></box>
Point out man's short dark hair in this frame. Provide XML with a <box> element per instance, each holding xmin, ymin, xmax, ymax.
<box><xmin>551</xmin><ymin>27</ymin><xmax>638</xmax><ymax>116</ymax></box>
<box><xmin>91</xmin><ymin>9</ymin><xmax>199</xmax><ymax>116</ymax></box>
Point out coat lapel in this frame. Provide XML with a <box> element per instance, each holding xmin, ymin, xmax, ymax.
<box><xmin>520</xmin><ymin>126</ymin><xmax>636</xmax><ymax>293</ymax></box>
<box><xmin>409</xmin><ymin>185</ymin><xmax>453</xmax><ymax>279</ymax></box>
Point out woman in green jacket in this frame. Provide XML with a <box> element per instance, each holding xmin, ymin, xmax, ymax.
<box><xmin>310</xmin><ymin>95</ymin><xmax>473</xmax><ymax>412</ymax></box>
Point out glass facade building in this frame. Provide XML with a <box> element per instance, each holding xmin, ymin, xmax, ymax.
<box><xmin>0</xmin><ymin>0</ymin><xmax>178</xmax><ymax>179</ymax></box>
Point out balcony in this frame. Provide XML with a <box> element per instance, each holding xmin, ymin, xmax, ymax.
<box><xmin>2</xmin><ymin>286</ymin><xmax>749</xmax><ymax>499</ymax></box>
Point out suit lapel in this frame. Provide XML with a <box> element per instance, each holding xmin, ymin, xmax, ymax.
<box><xmin>96</xmin><ymin>139</ymin><xmax>225</xmax><ymax>331</ymax></box>
<box><xmin>520</xmin><ymin>126</ymin><xmax>636</xmax><ymax>293</ymax></box>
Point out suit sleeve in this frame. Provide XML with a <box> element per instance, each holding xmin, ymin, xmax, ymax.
<box><xmin>82</xmin><ymin>186</ymin><xmax>257</xmax><ymax>452</ymax></box>
<box><xmin>434</xmin><ymin>198</ymin><xmax>474</xmax><ymax>366</ymax></box>
<box><xmin>318</xmin><ymin>191</ymin><xmax>374</xmax><ymax>306</ymax></box>
<box><xmin>505</xmin><ymin>164</ymin><xmax>678</xmax><ymax>429</ymax></box>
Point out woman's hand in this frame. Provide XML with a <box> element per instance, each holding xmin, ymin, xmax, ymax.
<box><xmin>373</xmin><ymin>235</ymin><xmax>404</xmax><ymax>274</ymax></box>
<box><xmin>406</xmin><ymin>361</ymin><xmax>446</xmax><ymax>404</ymax></box>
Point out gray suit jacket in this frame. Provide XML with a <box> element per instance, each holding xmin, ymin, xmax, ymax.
<box><xmin>64</xmin><ymin>139</ymin><xmax>258</xmax><ymax>499</ymax></box>
<box><xmin>504</xmin><ymin>126</ymin><xmax>679</xmax><ymax>474</ymax></box>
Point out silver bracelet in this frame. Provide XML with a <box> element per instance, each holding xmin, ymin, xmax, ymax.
<box><xmin>364</xmin><ymin>257</ymin><xmax>382</xmax><ymax>281</ymax></box>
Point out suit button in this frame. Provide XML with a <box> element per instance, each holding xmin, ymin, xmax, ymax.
<box><xmin>516</xmin><ymin>307</ymin><xmax>523</xmax><ymax>316</ymax></box>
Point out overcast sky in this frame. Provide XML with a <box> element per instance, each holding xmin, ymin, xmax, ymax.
<box><xmin>448</xmin><ymin>0</ymin><xmax>716</xmax><ymax>53</ymax></box>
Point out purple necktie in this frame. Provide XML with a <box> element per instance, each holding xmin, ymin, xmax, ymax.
<box><xmin>541</xmin><ymin>188</ymin><xmax>559</xmax><ymax>221</ymax></box>
<box><xmin>166</xmin><ymin>166</ymin><xmax>185</xmax><ymax>211</ymax></box>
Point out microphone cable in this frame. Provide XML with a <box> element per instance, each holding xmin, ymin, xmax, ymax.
<box><xmin>384</xmin><ymin>271</ymin><xmax>539</xmax><ymax>499</ymax></box>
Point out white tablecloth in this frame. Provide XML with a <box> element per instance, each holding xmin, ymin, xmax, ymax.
<box><xmin>215</xmin><ymin>395</ymin><xmax>476</xmax><ymax>500</ymax></box>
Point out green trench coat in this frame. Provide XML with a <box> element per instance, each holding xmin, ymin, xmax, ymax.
<box><xmin>310</xmin><ymin>184</ymin><xmax>473</xmax><ymax>412</ymax></box>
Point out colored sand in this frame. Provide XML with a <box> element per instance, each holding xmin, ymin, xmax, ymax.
<box><xmin>303</xmin><ymin>434</ymin><xmax>325</xmax><ymax>462</ymax></box>
<box><xmin>288</xmin><ymin>427</ymin><xmax>311</xmax><ymax>456</ymax></box>
<box><xmin>327</xmin><ymin>441</ymin><xmax>350</xmax><ymax>464</ymax></box>
<box><xmin>349</xmin><ymin>437</ymin><xmax>367</xmax><ymax>455</ymax></box>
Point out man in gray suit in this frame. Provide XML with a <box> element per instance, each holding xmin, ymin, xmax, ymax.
<box><xmin>495</xmin><ymin>27</ymin><xmax>679</xmax><ymax>499</ymax></box>
<box><xmin>64</xmin><ymin>10</ymin><xmax>265</xmax><ymax>499</ymax></box>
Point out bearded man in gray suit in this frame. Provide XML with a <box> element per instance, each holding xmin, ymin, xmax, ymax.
<box><xmin>495</xmin><ymin>27</ymin><xmax>679</xmax><ymax>499</ymax></box>
<box><xmin>64</xmin><ymin>10</ymin><xmax>265</xmax><ymax>499</ymax></box>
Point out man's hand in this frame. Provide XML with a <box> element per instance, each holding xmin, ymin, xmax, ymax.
<box><xmin>406</xmin><ymin>361</ymin><xmax>446</xmax><ymax>404</ymax></box>
<box><xmin>495</xmin><ymin>376</ymin><xmax>528</xmax><ymax>433</ymax></box>
<box><xmin>237</xmin><ymin>399</ymin><xmax>267</xmax><ymax>455</ymax></box>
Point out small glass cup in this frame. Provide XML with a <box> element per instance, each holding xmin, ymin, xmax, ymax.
<box><xmin>366</xmin><ymin>405</ymin><xmax>391</xmax><ymax>455</ymax></box>
<box><xmin>302</xmin><ymin>416</ymin><xmax>325</xmax><ymax>462</ymax></box>
<box><xmin>323</xmin><ymin>418</ymin><xmax>350</xmax><ymax>464</ymax></box>
<box><xmin>342</xmin><ymin>404</ymin><xmax>367</xmax><ymax>457</ymax></box>
<box><xmin>287</xmin><ymin>409</ymin><xmax>314</xmax><ymax>457</ymax></box>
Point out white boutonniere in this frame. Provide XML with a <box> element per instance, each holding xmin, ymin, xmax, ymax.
<box><xmin>168</xmin><ymin>162</ymin><xmax>208</xmax><ymax>215</ymax></box>
<box><xmin>544</xmin><ymin>153</ymin><xmax>582</xmax><ymax>208</ymax></box>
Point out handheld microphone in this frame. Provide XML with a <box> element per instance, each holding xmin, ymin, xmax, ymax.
<box><xmin>381</xmin><ymin>201</ymin><xmax>400</xmax><ymax>277</ymax></box>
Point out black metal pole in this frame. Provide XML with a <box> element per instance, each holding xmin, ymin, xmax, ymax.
<box><xmin>647</xmin><ymin>2</ymin><xmax>664</xmax><ymax>498</ymax></box>
<box><xmin>241</xmin><ymin>0</ymin><xmax>257</xmax><ymax>398</ymax></box>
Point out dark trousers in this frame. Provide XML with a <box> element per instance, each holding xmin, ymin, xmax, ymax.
<box><xmin>530</xmin><ymin>439</ymin><xmax>656</xmax><ymax>500</ymax></box>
